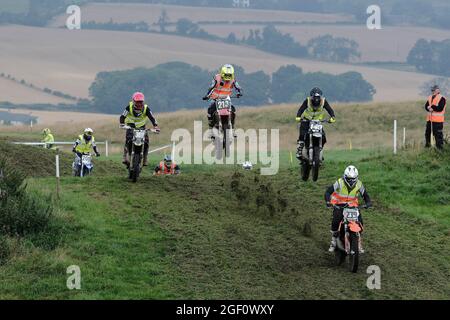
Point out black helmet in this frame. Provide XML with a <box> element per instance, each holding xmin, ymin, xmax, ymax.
<box><xmin>310</xmin><ymin>87</ymin><xmax>323</xmax><ymax>108</ymax></box>
<box><xmin>431</xmin><ymin>85</ymin><xmax>440</xmax><ymax>93</ymax></box>
<box><xmin>310</xmin><ymin>87</ymin><xmax>323</xmax><ymax>97</ymax></box>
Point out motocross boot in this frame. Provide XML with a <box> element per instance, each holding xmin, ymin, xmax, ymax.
<box><xmin>359</xmin><ymin>236</ymin><xmax>365</xmax><ymax>254</ymax></box>
<box><xmin>296</xmin><ymin>141</ymin><xmax>305</xmax><ymax>160</ymax></box>
<box><xmin>328</xmin><ymin>231</ymin><xmax>338</xmax><ymax>252</ymax></box>
<box><xmin>122</xmin><ymin>148</ymin><xmax>130</xmax><ymax>166</ymax></box>
<box><xmin>143</xmin><ymin>154</ymin><xmax>148</xmax><ymax>167</ymax></box>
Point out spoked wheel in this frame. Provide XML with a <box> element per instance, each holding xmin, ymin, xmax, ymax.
<box><xmin>131</xmin><ymin>153</ymin><xmax>141</xmax><ymax>183</ymax></box>
<box><xmin>82</xmin><ymin>167</ymin><xmax>90</xmax><ymax>177</ymax></box>
<box><xmin>301</xmin><ymin>160</ymin><xmax>310</xmax><ymax>181</ymax></box>
<box><xmin>348</xmin><ymin>233</ymin><xmax>360</xmax><ymax>273</ymax></box>
<box><xmin>312</xmin><ymin>146</ymin><xmax>321</xmax><ymax>182</ymax></box>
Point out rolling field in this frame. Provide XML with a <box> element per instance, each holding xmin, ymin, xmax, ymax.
<box><xmin>202</xmin><ymin>24</ymin><xmax>450</xmax><ymax>63</ymax></box>
<box><xmin>0</xmin><ymin>25</ymin><xmax>438</xmax><ymax>104</ymax></box>
<box><xmin>0</xmin><ymin>78</ymin><xmax>72</xmax><ymax>104</ymax></box>
<box><xmin>48</xmin><ymin>3</ymin><xmax>354</xmax><ymax>28</ymax></box>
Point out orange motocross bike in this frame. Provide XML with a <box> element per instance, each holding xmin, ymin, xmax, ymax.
<box><xmin>332</xmin><ymin>204</ymin><xmax>368</xmax><ymax>273</ymax></box>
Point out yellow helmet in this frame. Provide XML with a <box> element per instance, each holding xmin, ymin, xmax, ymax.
<box><xmin>220</xmin><ymin>64</ymin><xmax>235</xmax><ymax>81</ymax></box>
<box><xmin>42</xmin><ymin>128</ymin><xmax>51</xmax><ymax>135</ymax></box>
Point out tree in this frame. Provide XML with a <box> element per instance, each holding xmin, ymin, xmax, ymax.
<box><xmin>226</xmin><ymin>33</ymin><xmax>237</xmax><ymax>44</ymax></box>
<box><xmin>407</xmin><ymin>39</ymin><xmax>434</xmax><ymax>73</ymax></box>
<box><xmin>176</xmin><ymin>19</ymin><xmax>198</xmax><ymax>36</ymax></box>
<box><xmin>157</xmin><ymin>9</ymin><xmax>169</xmax><ymax>33</ymax></box>
<box><xmin>307</xmin><ymin>35</ymin><xmax>361</xmax><ymax>63</ymax></box>
<box><xmin>271</xmin><ymin>65</ymin><xmax>304</xmax><ymax>103</ymax></box>
<box><xmin>408</xmin><ymin>39</ymin><xmax>450</xmax><ymax>76</ymax></box>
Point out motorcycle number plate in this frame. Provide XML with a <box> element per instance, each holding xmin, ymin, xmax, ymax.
<box><xmin>216</xmin><ymin>100</ymin><xmax>231</xmax><ymax>110</ymax></box>
<box><xmin>343</xmin><ymin>208</ymin><xmax>359</xmax><ymax>221</ymax></box>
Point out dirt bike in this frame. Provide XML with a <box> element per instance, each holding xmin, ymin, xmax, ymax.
<box><xmin>72</xmin><ymin>153</ymin><xmax>94</xmax><ymax>177</ymax></box>
<box><xmin>300</xmin><ymin>119</ymin><xmax>331</xmax><ymax>182</ymax></box>
<box><xmin>209</xmin><ymin>95</ymin><xmax>239</xmax><ymax>160</ymax></box>
<box><xmin>331</xmin><ymin>204</ymin><xmax>367</xmax><ymax>273</ymax></box>
<box><xmin>121</xmin><ymin>125</ymin><xmax>159</xmax><ymax>183</ymax></box>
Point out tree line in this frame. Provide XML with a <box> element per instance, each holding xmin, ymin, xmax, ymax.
<box><xmin>83</xmin><ymin>17</ymin><xmax>362</xmax><ymax>64</ymax></box>
<box><xmin>89</xmin><ymin>62</ymin><xmax>376</xmax><ymax>114</ymax></box>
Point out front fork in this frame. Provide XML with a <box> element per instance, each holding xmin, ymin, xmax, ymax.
<box><xmin>307</xmin><ymin>134</ymin><xmax>323</xmax><ymax>164</ymax></box>
<box><xmin>344</xmin><ymin>225</ymin><xmax>361</xmax><ymax>254</ymax></box>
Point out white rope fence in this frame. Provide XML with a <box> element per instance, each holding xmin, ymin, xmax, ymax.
<box><xmin>13</xmin><ymin>141</ymin><xmax>110</xmax><ymax>157</ymax></box>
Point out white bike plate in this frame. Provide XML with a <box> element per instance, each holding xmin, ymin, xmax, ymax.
<box><xmin>343</xmin><ymin>208</ymin><xmax>359</xmax><ymax>221</ymax></box>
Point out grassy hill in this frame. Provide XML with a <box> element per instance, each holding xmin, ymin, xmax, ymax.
<box><xmin>0</xmin><ymin>102</ymin><xmax>448</xmax><ymax>299</ymax></box>
<box><xmin>0</xmin><ymin>100</ymin><xmax>432</xmax><ymax>152</ymax></box>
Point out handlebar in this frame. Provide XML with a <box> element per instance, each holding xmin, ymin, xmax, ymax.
<box><xmin>301</xmin><ymin>118</ymin><xmax>332</xmax><ymax>123</ymax></box>
<box><xmin>120</xmin><ymin>125</ymin><xmax>160</xmax><ymax>133</ymax></box>
<box><xmin>204</xmin><ymin>95</ymin><xmax>241</xmax><ymax>101</ymax></box>
<box><xmin>328</xmin><ymin>203</ymin><xmax>371</xmax><ymax>210</ymax></box>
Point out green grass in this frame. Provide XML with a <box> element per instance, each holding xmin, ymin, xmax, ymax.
<box><xmin>0</xmin><ymin>145</ymin><xmax>448</xmax><ymax>299</ymax></box>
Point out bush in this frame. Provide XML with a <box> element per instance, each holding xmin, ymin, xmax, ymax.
<box><xmin>0</xmin><ymin>158</ymin><xmax>52</xmax><ymax>237</ymax></box>
<box><xmin>0</xmin><ymin>235</ymin><xmax>9</xmax><ymax>265</ymax></box>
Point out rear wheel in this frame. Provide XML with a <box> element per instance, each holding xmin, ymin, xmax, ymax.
<box><xmin>348</xmin><ymin>233</ymin><xmax>360</xmax><ymax>273</ymax></box>
<box><xmin>73</xmin><ymin>166</ymin><xmax>80</xmax><ymax>177</ymax></box>
<box><xmin>312</xmin><ymin>146</ymin><xmax>321</xmax><ymax>182</ymax></box>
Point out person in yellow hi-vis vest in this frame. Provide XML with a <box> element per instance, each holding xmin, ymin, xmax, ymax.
<box><xmin>41</xmin><ymin>128</ymin><xmax>55</xmax><ymax>150</ymax></box>
<box><xmin>295</xmin><ymin>87</ymin><xmax>336</xmax><ymax>160</ymax></box>
<box><xmin>119</xmin><ymin>92</ymin><xmax>160</xmax><ymax>166</ymax></box>
<box><xmin>425</xmin><ymin>85</ymin><xmax>446</xmax><ymax>149</ymax></box>
<box><xmin>72</xmin><ymin>128</ymin><xmax>100</xmax><ymax>158</ymax></box>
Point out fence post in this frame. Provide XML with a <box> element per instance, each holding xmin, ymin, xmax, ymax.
<box><xmin>403</xmin><ymin>127</ymin><xmax>406</xmax><ymax>148</ymax></box>
<box><xmin>393</xmin><ymin>120</ymin><xmax>397</xmax><ymax>154</ymax></box>
<box><xmin>55</xmin><ymin>153</ymin><xmax>60</xmax><ymax>199</ymax></box>
<box><xmin>105</xmin><ymin>140</ymin><xmax>109</xmax><ymax>157</ymax></box>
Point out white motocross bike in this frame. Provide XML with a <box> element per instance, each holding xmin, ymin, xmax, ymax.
<box><xmin>73</xmin><ymin>153</ymin><xmax>94</xmax><ymax>177</ymax></box>
<box><xmin>121</xmin><ymin>125</ymin><xmax>159</xmax><ymax>183</ymax></box>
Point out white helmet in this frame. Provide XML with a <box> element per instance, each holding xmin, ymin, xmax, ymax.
<box><xmin>84</xmin><ymin>128</ymin><xmax>94</xmax><ymax>135</ymax></box>
<box><xmin>344</xmin><ymin>165</ymin><xmax>359</xmax><ymax>188</ymax></box>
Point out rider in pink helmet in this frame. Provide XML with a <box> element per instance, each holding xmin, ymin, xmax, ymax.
<box><xmin>119</xmin><ymin>92</ymin><xmax>160</xmax><ymax>166</ymax></box>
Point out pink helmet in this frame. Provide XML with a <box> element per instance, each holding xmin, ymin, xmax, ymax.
<box><xmin>132</xmin><ymin>92</ymin><xmax>145</xmax><ymax>102</ymax></box>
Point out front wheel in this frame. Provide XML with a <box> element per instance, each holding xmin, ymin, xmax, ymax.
<box><xmin>334</xmin><ymin>248</ymin><xmax>346</xmax><ymax>266</ymax></box>
<box><xmin>300</xmin><ymin>159</ymin><xmax>310</xmax><ymax>181</ymax></box>
<box><xmin>312</xmin><ymin>146</ymin><xmax>321</xmax><ymax>182</ymax></box>
<box><xmin>348</xmin><ymin>233</ymin><xmax>360</xmax><ymax>273</ymax></box>
<box><xmin>131</xmin><ymin>153</ymin><xmax>141</xmax><ymax>183</ymax></box>
<box><xmin>82</xmin><ymin>166</ymin><xmax>91</xmax><ymax>177</ymax></box>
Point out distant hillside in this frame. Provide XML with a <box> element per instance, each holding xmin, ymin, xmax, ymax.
<box><xmin>0</xmin><ymin>25</ymin><xmax>437</xmax><ymax>104</ymax></box>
